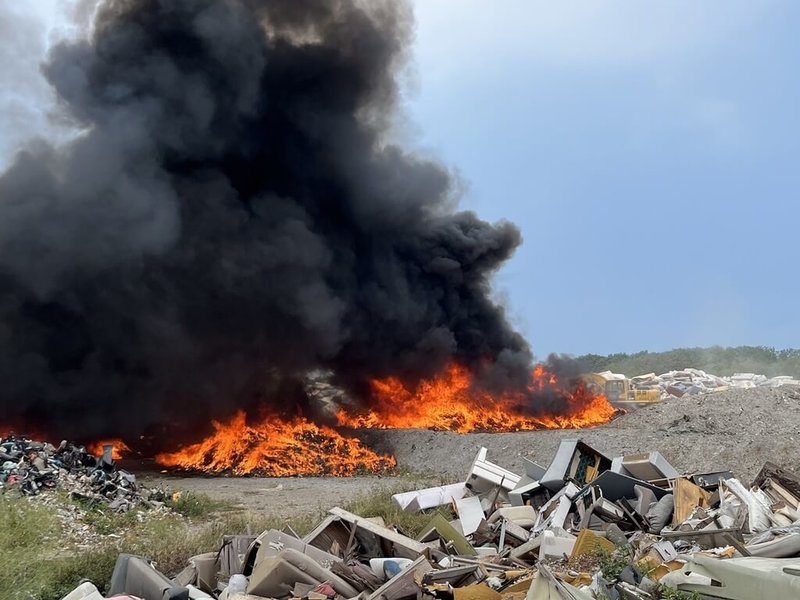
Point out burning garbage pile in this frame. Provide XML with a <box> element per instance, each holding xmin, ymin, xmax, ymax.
<box><xmin>0</xmin><ymin>363</ymin><xmax>617</xmax><ymax>482</ymax></box>
<box><xmin>1</xmin><ymin>435</ymin><xmax>161</xmax><ymax>512</ymax></box>
<box><xmin>155</xmin><ymin>366</ymin><xmax>617</xmax><ymax>477</ymax></box>
<box><xmin>64</xmin><ymin>439</ymin><xmax>800</xmax><ymax>600</ymax></box>
<box><xmin>336</xmin><ymin>365</ymin><xmax>617</xmax><ymax>433</ymax></box>
<box><xmin>155</xmin><ymin>412</ymin><xmax>397</xmax><ymax>477</ymax></box>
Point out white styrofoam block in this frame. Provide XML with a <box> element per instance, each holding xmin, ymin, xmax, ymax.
<box><xmin>392</xmin><ymin>482</ymin><xmax>468</xmax><ymax>511</ymax></box>
<box><xmin>538</xmin><ymin>530</ymin><xmax>577</xmax><ymax>560</ymax></box>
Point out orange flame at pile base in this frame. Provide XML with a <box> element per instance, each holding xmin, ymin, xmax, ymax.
<box><xmin>337</xmin><ymin>364</ymin><xmax>617</xmax><ymax>432</ymax></box>
<box><xmin>156</xmin><ymin>411</ymin><xmax>396</xmax><ymax>476</ymax></box>
<box><xmin>87</xmin><ymin>439</ymin><xmax>132</xmax><ymax>460</ymax></box>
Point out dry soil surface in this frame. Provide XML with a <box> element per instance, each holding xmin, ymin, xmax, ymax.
<box><xmin>139</xmin><ymin>386</ymin><xmax>800</xmax><ymax>516</ymax></box>
<box><xmin>136</xmin><ymin>474</ymin><xmax>437</xmax><ymax>517</ymax></box>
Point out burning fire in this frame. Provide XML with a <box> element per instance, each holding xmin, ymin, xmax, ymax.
<box><xmin>156</xmin><ymin>364</ymin><xmax>615</xmax><ymax>477</ymax></box>
<box><xmin>156</xmin><ymin>411</ymin><xmax>396</xmax><ymax>476</ymax></box>
<box><xmin>87</xmin><ymin>439</ymin><xmax>132</xmax><ymax>460</ymax></box>
<box><xmin>336</xmin><ymin>364</ymin><xmax>617</xmax><ymax>432</ymax></box>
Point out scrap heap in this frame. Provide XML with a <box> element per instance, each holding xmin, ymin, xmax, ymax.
<box><xmin>63</xmin><ymin>439</ymin><xmax>800</xmax><ymax>600</ymax></box>
<box><xmin>1</xmin><ymin>435</ymin><xmax>159</xmax><ymax>512</ymax></box>
<box><xmin>628</xmin><ymin>368</ymin><xmax>800</xmax><ymax>399</ymax></box>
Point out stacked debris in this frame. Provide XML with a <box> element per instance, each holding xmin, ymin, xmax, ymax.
<box><xmin>630</xmin><ymin>368</ymin><xmax>800</xmax><ymax>399</ymax></box>
<box><xmin>0</xmin><ymin>435</ymin><xmax>159</xmax><ymax>512</ymax></box>
<box><xmin>63</xmin><ymin>439</ymin><xmax>800</xmax><ymax>600</ymax></box>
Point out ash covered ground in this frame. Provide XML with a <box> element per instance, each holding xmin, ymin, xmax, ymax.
<box><xmin>140</xmin><ymin>385</ymin><xmax>800</xmax><ymax>517</ymax></box>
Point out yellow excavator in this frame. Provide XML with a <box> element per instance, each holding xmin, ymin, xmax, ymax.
<box><xmin>580</xmin><ymin>371</ymin><xmax>661</xmax><ymax>408</ymax></box>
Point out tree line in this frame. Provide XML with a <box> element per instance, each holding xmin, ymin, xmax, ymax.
<box><xmin>574</xmin><ymin>346</ymin><xmax>800</xmax><ymax>378</ymax></box>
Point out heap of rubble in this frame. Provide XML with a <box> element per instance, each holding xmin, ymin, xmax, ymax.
<box><xmin>62</xmin><ymin>439</ymin><xmax>800</xmax><ymax>600</ymax></box>
<box><xmin>0</xmin><ymin>436</ymin><xmax>163</xmax><ymax>512</ymax></box>
<box><xmin>628</xmin><ymin>368</ymin><xmax>800</xmax><ymax>399</ymax></box>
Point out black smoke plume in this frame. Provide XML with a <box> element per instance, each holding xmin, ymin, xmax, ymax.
<box><xmin>0</xmin><ymin>0</ymin><xmax>542</xmax><ymax>441</ymax></box>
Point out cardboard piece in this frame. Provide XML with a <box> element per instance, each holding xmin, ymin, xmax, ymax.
<box><xmin>673</xmin><ymin>478</ymin><xmax>712</xmax><ymax>526</ymax></box>
<box><xmin>570</xmin><ymin>529</ymin><xmax>615</xmax><ymax>558</ymax></box>
<box><xmin>453</xmin><ymin>583</ymin><xmax>502</xmax><ymax>600</ymax></box>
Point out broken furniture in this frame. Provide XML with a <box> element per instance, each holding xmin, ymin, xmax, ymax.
<box><xmin>540</xmin><ymin>439</ymin><xmax>611</xmax><ymax>492</ymax></box>
<box><xmin>465</xmin><ymin>447</ymin><xmax>521</xmax><ymax>494</ymax></box>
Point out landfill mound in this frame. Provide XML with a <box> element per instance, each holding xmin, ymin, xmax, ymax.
<box><xmin>360</xmin><ymin>385</ymin><xmax>800</xmax><ymax>482</ymax></box>
<box><xmin>59</xmin><ymin>434</ymin><xmax>800</xmax><ymax>599</ymax></box>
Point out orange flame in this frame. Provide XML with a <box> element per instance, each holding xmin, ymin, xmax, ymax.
<box><xmin>87</xmin><ymin>439</ymin><xmax>132</xmax><ymax>460</ymax></box>
<box><xmin>336</xmin><ymin>364</ymin><xmax>617</xmax><ymax>432</ymax></box>
<box><xmin>156</xmin><ymin>411</ymin><xmax>396</xmax><ymax>476</ymax></box>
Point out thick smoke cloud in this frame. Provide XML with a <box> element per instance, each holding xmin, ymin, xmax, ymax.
<box><xmin>0</xmin><ymin>0</ymin><xmax>534</xmax><ymax>440</ymax></box>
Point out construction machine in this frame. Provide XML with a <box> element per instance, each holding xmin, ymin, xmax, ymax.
<box><xmin>580</xmin><ymin>371</ymin><xmax>661</xmax><ymax>408</ymax></box>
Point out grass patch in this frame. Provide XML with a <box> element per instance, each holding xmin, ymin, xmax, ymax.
<box><xmin>653</xmin><ymin>587</ymin><xmax>701</xmax><ymax>600</ymax></box>
<box><xmin>594</xmin><ymin>546</ymin><xmax>632</xmax><ymax>581</ymax></box>
<box><xmin>166</xmin><ymin>490</ymin><xmax>237</xmax><ymax>518</ymax></box>
<box><xmin>80</xmin><ymin>506</ymin><xmax>142</xmax><ymax>535</ymax></box>
<box><xmin>0</xmin><ymin>493</ymin><xmax>119</xmax><ymax>600</ymax></box>
<box><xmin>0</xmin><ymin>478</ymin><xmax>450</xmax><ymax>599</ymax></box>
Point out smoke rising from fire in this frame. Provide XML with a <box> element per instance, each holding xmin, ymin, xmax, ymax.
<box><xmin>0</xmin><ymin>0</ymin><xmax>564</xmax><ymax>439</ymax></box>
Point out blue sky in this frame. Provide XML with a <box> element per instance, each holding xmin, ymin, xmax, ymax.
<box><xmin>2</xmin><ymin>1</ymin><xmax>798</xmax><ymax>359</ymax></box>
<box><xmin>407</xmin><ymin>0</ymin><xmax>800</xmax><ymax>358</ymax></box>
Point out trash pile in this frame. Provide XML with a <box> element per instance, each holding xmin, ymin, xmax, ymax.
<box><xmin>0</xmin><ymin>436</ymin><xmax>159</xmax><ymax>512</ymax></box>
<box><xmin>630</xmin><ymin>368</ymin><xmax>800</xmax><ymax>399</ymax></box>
<box><xmin>62</xmin><ymin>438</ymin><xmax>800</xmax><ymax>600</ymax></box>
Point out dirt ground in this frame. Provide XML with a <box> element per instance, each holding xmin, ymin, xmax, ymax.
<box><xmin>137</xmin><ymin>386</ymin><xmax>800</xmax><ymax>516</ymax></box>
<box><xmin>136</xmin><ymin>474</ymin><xmax>438</xmax><ymax>517</ymax></box>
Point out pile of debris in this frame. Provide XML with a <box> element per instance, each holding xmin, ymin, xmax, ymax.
<box><xmin>629</xmin><ymin>368</ymin><xmax>800</xmax><ymax>399</ymax></box>
<box><xmin>1</xmin><ymin>435</ymin><xmax>160</xmax><ymax>512</ymax></box>
<box><xmin>62</xmin><ymin>438</ymin><xmax>800</xmax><ymax>600</ymax></box>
